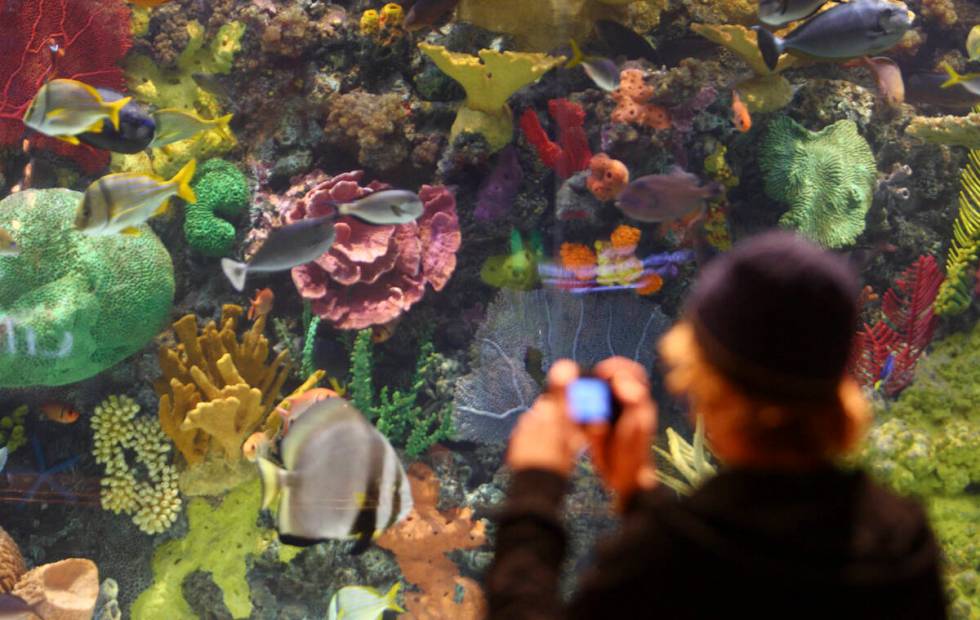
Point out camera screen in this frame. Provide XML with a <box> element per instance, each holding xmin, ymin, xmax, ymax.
<box><xmin>567</xmin><ymin>378</ymin><xmax>612</xmax><ymax>424</ymax></box>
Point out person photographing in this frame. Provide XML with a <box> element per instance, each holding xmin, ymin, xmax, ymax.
<box><xmin>487</xmin><ymin>231</ymin><xmax>946</xmax><ymax>619</ymax></box>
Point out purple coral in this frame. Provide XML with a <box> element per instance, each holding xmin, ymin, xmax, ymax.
<box><xmin>475</xmin><ymin>145</ymin><xmax>522</xmax><ymax>221</ymax></box>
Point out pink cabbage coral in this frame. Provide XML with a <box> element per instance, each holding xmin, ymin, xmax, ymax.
<box><xmin>285</xmin><ymin>171</ymin><xmax>461</xmax><ymax>330</ymax></box>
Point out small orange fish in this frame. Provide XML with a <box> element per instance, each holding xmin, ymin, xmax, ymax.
<box><xmin>242</xmin><ymin>431</ymin><xmax>272</xmax><ymax>462</ymax></box>
<box><xmin>41</xmin><ymin>402</ymin><xmax>79</xmax><ymax>424</ymax></box>
<box><xmin>248</xmin><ymin>288</ymin><xmax>275</xmax><ymax>321</ymax></box>
<box><xmin>731</xmin><ymin>91</ymin><xmax>752</xmax><ymax>133</ymax></box>
<box><xmin>371</xmin><ymin>317</ymin><xmax>401</xmax><ymax>343</ymax></box>
<box><xmin>127</xmin><ymin>0</ymin><xmax>173</xmax><ymax>8</ymax></box>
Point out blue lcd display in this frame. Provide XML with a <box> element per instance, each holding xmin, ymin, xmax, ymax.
<box><xmin>567</xmin><ymin>378</ymin><xmax>612</xmax><ymax>424</ymax></box>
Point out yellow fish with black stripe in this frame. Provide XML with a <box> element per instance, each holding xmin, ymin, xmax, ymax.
<box><xmin>23</xmin><ymin>79</ymin><xmax>131</xmax><ymax>145</ymax></box>
<box><xmin>74</xmin><ymin>159</ymin><xmax>197</xmax><ymax>236</ymax></box>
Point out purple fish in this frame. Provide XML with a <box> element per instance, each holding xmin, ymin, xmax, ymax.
<box><xmin>616</xmin><ymin>166</ymin><xmax>722</xmax><ymax>224</ymax></box>
<box><xmin>475</xmin><ymin>145</ymin><xmax>522</xmax><ymax>221</ymax></box>
<box><xmin>404</xmin><ymin>0</ymin><xmax>460</xmax><ymax>30</ymax></box>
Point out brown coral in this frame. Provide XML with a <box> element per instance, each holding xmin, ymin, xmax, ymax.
<box><xmin>12</xmin><ymin>559</ymin><xmax>99</xmax><ymax>620</ymax></box>
<box><xmin>0</xmin><ymin>526</ymin><xmax>25</xmax><ymax>592</ymax></box>
<box><xmin>324</xmin><ymin>90</ymin><xmax>412</xmax><ymax>172</ymax></box>
<box><xmin>154</xmin><ymin>305</ymin><xmax>293</xmax><ymax>465</ymax></box>
<box><xmin>377</xmin><ymin>463</ymin><xmax>487</xmax><ymax>619</ymax></box>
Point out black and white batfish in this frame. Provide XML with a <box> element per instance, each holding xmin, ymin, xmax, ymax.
<box><xmin>23</xmin><ymin>79</ymin><xmax>131</xmax><ymax>144</ymax></box>
<box><xmin>220</xmin><ymin>217</ymin><xmax>336</xmax><ymax>291</ymax></box>
<box><xmin>757</xmin><ymin>0</ymin><xmax>828</xmax><ymax>27</ymax></box>
<box><xmin>257</xmin><ymin>399</ymin><xmax>413</xmax><ymax>553</ymax></box>
<box><xmin>334</xmin><ymin>189</ymin><xmax>424</xmax><ymax>225</ymax></box>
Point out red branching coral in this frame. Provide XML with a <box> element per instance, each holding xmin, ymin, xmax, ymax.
<box><xmin>852</xmin><ymin>255</ymin><xmax>942</xmax><ymax>396</ymax></box>
<box><xmin>0</xmin><ymin>0</ymin><xmax>132</xmax><ymax>173</ymax></box>
<box><xmin>286</xmin><ymin>171</ymin><xmax>461</xmax><ymax>330</ymax></box>
<box><xmin>520</xmin><ymin>98</ymin><xmax>592</xmax><ymax>179</ymax></box>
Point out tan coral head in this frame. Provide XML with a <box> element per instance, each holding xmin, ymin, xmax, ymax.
<box><xmin>12</xmin><ymin>558</ymin><xmax>99</xmax><ymax>620</ymax></box>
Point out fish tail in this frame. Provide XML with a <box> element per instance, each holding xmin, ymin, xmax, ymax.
<box><xmin>940</xmin><ymin>62</ymin><xmax>962</xmax><ymax>88</ymax></box>
<box><xmin>566</xmin><ymin>38</ymin><xmax>584</xmax><ymax>69</ymax></box>
<box><xmin>215</xmin><ymin>113</ymin><xmax>234</xmax><ymax>139</ymax></box>
<box><xmin>221</xmin><ymin>258</ymin><xmax>248</xmax><ymax>291</ymax></box>
<box><xmin>257</xmin><ymin>457</ymin><xmax>282</xmax><ymax>510</ymax></box>
<box><xmin>385</xmin><ymin>582</ymin><xmax>405</xmax><ymax>613</ymax></box>
<box><xmin>170</xmin><ymin>158</ymin><xmax>197</xmax><ymax>204</ymax></box>
<box><xmin>753</xmin><ymin>26</ymin><xmax>784</xmax><ymax>72</ymax></box>
<box><xmin>104</xmin><ymin>96</ymin><xmax>132</xmax><ymax>131</ymax></box>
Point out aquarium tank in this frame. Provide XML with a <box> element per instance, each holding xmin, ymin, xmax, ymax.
<box><xmin>0</xmin><ymin>0</ymin><xmax>978</xmax><ymax>617</ymax></box>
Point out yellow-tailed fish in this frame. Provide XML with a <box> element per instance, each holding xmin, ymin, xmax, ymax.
<box><xmin>75</xmin><ymin>159</ymin><xmax>197</xmax><ymax>236</ymax></box>
<box><xmin>968</xmin><ymin>25</ymin><xmax>980</xmax><ymax>61</ymax></box>
<box><xmin>0</xmin><ymin>228</ymin><xmax>19</xmax><ymax>257</ymax></box>
<box><xmin>150</xmin><ymin>108</ymin><xmax>233</xmax><ymax>147</ymax></box>
<box><xmin>566</xmin><ymin>39</ymin><xmax>620</xmax><ymax>93</ymax></box>
<box><xmin>940</xmin><ymin>63</ymin><xmax>980</xmax><ymax>96</ymax></box>
<box><xmin>23</xmin><ymin>79</ymin><xmax>131</xmax><ymax>145</ymax></box>
<box><xmin>327</xmin><ymin>583</ymin><xmax>405</xmax><ymax>620</ymax></box>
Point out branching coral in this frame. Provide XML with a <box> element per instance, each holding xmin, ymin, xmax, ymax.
<box><xmin>154</xmin><ymin>305</ymin><xmax>293</xmax><ymax>466</ymax></box>
<box><xmin>906</xmin><ymin>110</ymin><xmax>980</xmax><ymax>150</ymax></box>
<box><xmin>454</xmin><ymin>289</ymin><xmax>669</xmax><ymax>443</ymax></box>
<box><xmin>323</xmin><ymin>90</ymin><xmax>412</xmax><ymax>172</ymax></box>
<box><xmin>759</xmin><ymin>116</ymin><xmax>876</xmax><ymax>248</ymax></box>
<box><xmin>377</xmin><ymin>463</ymin><xmax>487</xmax><ymax>619</ymax></box>
<box><xmin>91</xmin><ymin>395</ymin><xmax>182</xmax><ymax>535</ymax></box>
<box><xmin>935</xmin><ymin>145</ymin><xmax>980</xmax><ymax>315</ymax></box>
<box><xmin>520</xmin><ymin>99</ymin><xmax>593</xmax><ymax>178</ymax></box>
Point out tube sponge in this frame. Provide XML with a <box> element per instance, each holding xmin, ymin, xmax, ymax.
<box><xmin>185</xmin><ymin>159</ymin><xmax>251</xmax><ymax>257</ymax></box>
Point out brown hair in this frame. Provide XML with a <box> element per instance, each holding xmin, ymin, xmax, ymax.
<box><xmin>658</xmin><ymin>322</ymin><xmax>869</xmax><ymax>460</ymax></box>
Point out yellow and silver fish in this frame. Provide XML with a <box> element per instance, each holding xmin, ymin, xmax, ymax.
<box><xmin>941</xmin><ymin>63</ymin><xmax>980</xmax><ymax>96</ymax></box>
<box><xmin>327</xmin><ymin>583</ymin><xmax>405</xmax><ymax>620</ymax></box>
<box><xmin>968</xmin><ymin>25</ymin><xmax>980</xmax><ymax>62</ymax></box>
<box><xmin>150</xmin><ymin>108</ymin><xmax>233</xmax><ymax>147</ymax></box>
<box><xmin>0</xmin><ymin>228</ymin><xmax>18</xmax><ymax>257</ymax></box>
<box><xmin>23</xmin><ymin>79</ymin><xmax>131</xmax><ymax>145</ymax></box>
<box><xmin>75</xmin><ymin>159</ymin><xmax>197</xmax><ymax>236</ymax></box>
<box><xmin>257</xmin><ymin>399</ymin><xmax>413</xmax><ymax>553</ymax></box>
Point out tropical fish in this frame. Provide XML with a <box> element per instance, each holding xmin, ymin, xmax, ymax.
<box><xmin>75</xmin><ymin>159</ymin><xmax>197</xmax><ymax>236</ymax></box>
<box><xmin>333</xmin><ymin>190</ymin><xmax>424</xmax><ymax>226</ymax></box>
<box><xmin>127</xmin><ymin>0</ymin><xmax>173</xmax><ymax>7</ymax></box>
<box><xmin>404</xmin><ymin>0</ymin><xmax>459</xmax><ymax>30</ymax></box>
<box><xmin>0</xmin><ymin>228</ymin><xmax>18</xmax><ymax>257</ymax></box>
<box><xmin>370</xmin><ymin>317</ymin><xmax>400</xmax><ymax>344</ymax></box>
<box><xmin>150</xmin><ymin>108</ymin><xmax>233</xmax><ymax>147</ymax></box>
<box><xmin>0</xmin><ymin>447</ymin><xmax>7</xmax><ymax>475</ymax></box>
<box><xmin>567</xmin><ymin>39</ymin><xmax>620</xmax><ymax>93</ymax></box>
<box><xmin>906</xmin><ymin>72</ymin><xmax>980</xmax><ymax>109</ymax></box>
<box><xmin>968</xmin><ymin>25</ymin><xmax>980</xmax><ymax>61</ymax></box>
<box><xmin>848</xmin><ymin>57</ymin><xmax>905</xmax><ymax>108</ymax></box>
<box><xmin>221</xmin><ymin>217</ymin><xmax>336</xmax><ymax>291</ymax></box>
<box><xmin>23</xmin><ymin>79</ymin><xmax>131</xmax><ymax>144</ymax></box>
<box><xmin>327</xmin><ymin>583</ymin><xmax>405</xmax><ymax>620</ymax></box>
<box><xmin>594</xmin><ymin>20</ymin><xmax>660</xmax><ymax>65</ymax></box>
<box><xmin>940</xmin><ymin>63</ymin><xmax>980</xmax><ymax>96</ymax></box>
<box><xmin>242</xmin><ymin>431</ymin><xmax>272</xmax><ymax>462</ymax></box>
<box><xmin>731</xmin><ymin>90</ymin><xmax>752</xmax><ymax>132</ymax></box>
<box><xmin>754</xmin><ymin>0</ymin><xmax>915</xmax><ymax>72</ymax></box>
<box><xmin>276</xmin><ymin>388</ymin><xmax>340</xmax><ymax>434</ymax></box>
<box><xmin>758</xmin><ymin>0</ymin><xmax>829</xmax><ymax>27</ymax></box>
<box><xmin>615</xmin><ymin>166</ymin><xmax>723</xmax><ymax>224</ymax></box>
<box><xmin>0</xmin><ymin>593</ymin><xmax>40</xmax><ymax>620</ymax></box>
<box><xmin>41</xmin><ymin>402</ymin><xmax>79</xmax><ymax>424</ymax></box>
<box><xmin>874</xmin><ymin>353</ymin><xmax>896</xmax><ymax>392</ymax></box>
<box><xmin>248</xmin><ymin>288</ymin><xmax>275</xmax><ymax>321</ymax></box>
<box><xmin>257</xmin><ymin>399</ymin><xmax>413</xmax><ymax>552</ymax></box>
<box><xmin>77</xmin><ymin>88</ymin><xmax>156</xmax><ymax>154</ymax></box>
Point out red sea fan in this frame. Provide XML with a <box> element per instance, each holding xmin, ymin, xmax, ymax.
<box><xmin>852</xmin><ymin>255</ymin><xmax>942</xmax><ymax>396</ymax></box>
<box><xmin>0</xmin><ymin>0</ymin><xmax>132</xmax><ymax>173</ymax></box>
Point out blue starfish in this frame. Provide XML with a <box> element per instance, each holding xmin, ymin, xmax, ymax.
<box><xmin>20</xmin><ymin>436</ymin><xmax>81</xmax><ymax>506</ymax></box>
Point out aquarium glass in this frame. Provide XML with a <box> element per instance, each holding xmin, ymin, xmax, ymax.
<box><xmin>0</xmin><ymin>0</ymin><xmax>978</xmax><ymax>617</ymax></box>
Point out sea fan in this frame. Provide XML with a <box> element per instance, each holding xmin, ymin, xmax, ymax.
<box><xmin>935</xmin><ymin>138</ymin><xmax>980</xmax><ymax>315</ymax></box>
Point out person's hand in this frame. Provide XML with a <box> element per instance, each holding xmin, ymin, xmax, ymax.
<box><xmin>506</xmin><ymin>359</ymin><xmax>586</xmax><ymax>477</ymax></box>
<box><xmin>585</xmin><ymin>357</ymin><xmax>658</xmax><ymax>510</ymax></box>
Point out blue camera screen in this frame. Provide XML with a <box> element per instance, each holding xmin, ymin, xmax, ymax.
<box><xmin>567</xmin><ymin>378</ymin><xmax>611</xmax><ymax>423</ymax></box>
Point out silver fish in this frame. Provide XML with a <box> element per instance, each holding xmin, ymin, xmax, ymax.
<box><xmin>616</xmin><ymin>166</ymin><xmax>722</xmax><ymax>224</ymax></box>
<box><xmin>23</xmin><ymin>79</ymin><xmax>131</xmax><ymax>144</ymax></box>
<box><xmin>221</xmin><ymin>217</ymin><xmax>336</xmax><ymax>291</ymax></box>
<box><xmin>257</xmin><ymin>399</ymin><xmax>413</xmax><ymax>552</ymax></box>
<box><xmin>755</xmin><ymin>0</ymin><xmax>915</xmax><ymax>71</ymax></box>
<box><xmin>567</xmin><ymin>40</ymin><xmax>620</xmax><ymax>93</ymax></box>
<box><xmin>0</xmin><ymin>447</ymin><xmax>7</xmax><ymax>475</ymax></box>
<box><xmin>758</xmin><ymin>0</ymin><xmax>829</xmax><ymax>27</ymax></box>
<box><xmin>327</xmin><ymin>584</ymin><xmax>404</xmax><ymax>620</ymax></box>
<box><xmin>941</xmin><ymin>64</ymin><xmax>980</xmax><ymax>96</ymax></box>
<box><xmin>0</xmin><ymin>228</ymin><xmax>18</xmax><ymax>257</ymax></box>
<box><xmin>336</xmin><ymin>190</ymin><xmax>424</xmax><ymax>226</ymax></box>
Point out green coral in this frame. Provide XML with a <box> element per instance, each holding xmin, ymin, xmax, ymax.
<box><xmin>0</xmin><ymin>405</ymin><xmax>28</xmax><ymax>454</ymax></box>
<box><xmin>759</xmin><ymin>116</ymin><xmax>876</xmax><ymax>248</ymax></box>
<box><xmin>350</xmin><ymin>330</ymin><xmax>453</xmax><ymax>457</ymax></box>
<box><xmin>935</xmin><ymin>145</ymin><xmax>980</xmax><ymax>316</ymax></box>
<box><xmin>185</xmin><ymin>159</ymin><xmax>250</xmax><ymax>257</ymax></box>
<box><xmin>0</xmin><ymin>189</ymin><xmax>174</xmax><ymax>387</ymax></box>
<box><xmin>300</xmin><ymin>315</ymin><xmax>320</xmax><ymax>380</ymax></box>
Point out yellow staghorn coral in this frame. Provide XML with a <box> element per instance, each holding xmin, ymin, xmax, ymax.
<box><xmin>907</xmin><ymin>111</ymin><xmax>980</xmax><ymax>150</ymax></box>
<box><xmin>419</xmin><ymin>43</ymin><xmax>564</xmax><ymax>151</ymax></box>
<box><xmin>936</xmin><ymin>144</ymin><xmax>980</xmax><ymax>315</ymax></box>
<box><xmin>735</xmin><ymin>74</ymin><xmax>795</xmax><ymax>113</ymax></box>
<box><xmin>155</xmin><ymin>305</ymin><xmax>293</xmax><ymax>466</ymax></box>
<box><xmin>691</xmin><ymin>23</ymin><xmax>802</xmax><ymax>75</ymax></box>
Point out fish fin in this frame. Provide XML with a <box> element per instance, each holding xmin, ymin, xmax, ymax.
<box><xmin>153</xmin><ymin>199</ymin><xmax>171</xmax><ymax>217</ymax></box>
<box><xmin>278</xmin><ymin>533</ymin><xmax>322</xmax><ymax>547</ymax></box>
<box><xmin>221</xmin><ymin>258</ymin><xmax>248</xmax><ymax>291</ymax></box>
<box><xmin>753</xmin><ymin>26</ymin><xmax>783</xmax><ymax>72</ymax></box>
<box><xmin>257</xmin><ymin>457</ymin><xmax>283</xmax><ymax>510</ymax></box>
<box><xmin>385</xmin><ymin>582</ymin><xmax>405</xmax><ymax>613</ymax></box>
<box><xmin>215</xmin><ymin>113</ymin><xmax>234</xmax><ymax>139</ymax></box>
<box><xmin>566</xmin><ymin>38</ymin><xmax>584</xmax><ymax>69</ymax></box>
<box><xmin>104</xmin><ymin>96</ymin><xmax>132</xmax><ymax>131</ymax></box>
<box><xmin>940</xmin><ymin>62</ymin><xmax>962</xmax><ymax>88</ymax></box>
<box><xmin>349</xmin><ymin>532</ymin><xmax>373</xmax><ymax>555</ymax></box>
<box><xmin>120</xmin><ymin>227</ymin><xmax>142</xmax><ymax>236</ymax></box>
<box><xmin>46</xmin><ymin>107</ymin><xmax>68</xmax><ymax>119</ymax></box>
<box><xmin>170</xmin><ymin>158</ymin><xmax>197</xmax><ymax>203</ymax></box>
<box><xmin>55</xmin><ymin>134</ymin><xmax>81</xmax><ymax>145</ymax></box>
<box><xmin>85</xmin><ymin>119</ymin><xmax>105</xmax><ymax>134</ymax></box>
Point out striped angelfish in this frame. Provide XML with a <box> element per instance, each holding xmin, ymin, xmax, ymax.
<box><xmin>258</xmin><ymin>399</ymin><xmax>413</xmax><ymax>553</ymax></box>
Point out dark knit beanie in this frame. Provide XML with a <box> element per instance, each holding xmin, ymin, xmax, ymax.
<box><xmin>685</xmin><ymin>231</ymin><xmax>860</xmax><ymax>402</ymax></box>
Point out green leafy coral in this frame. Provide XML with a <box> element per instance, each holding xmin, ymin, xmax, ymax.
<box><xmin>760</xmin><ymin>117</ymin><xmax>876</xmax><ymax>248</ymax></box>
<box><xmin>935</xmin><ymin>145</ymin><xmax>980</xmax><ymax>316</ymax></box>
<box><xmin>350</xmin><ymin>330</ymin><xmax>453</xmax><ymax>457</ymax></box>
<box><xmin>0</xmin><ymin>189</ymin><xmax>174</xmax><ymax>387</ymax></box>
<box><xmin>186</xmin><ymin>159</ymin><xmax>251</xmax><ymax>257</ymax></box>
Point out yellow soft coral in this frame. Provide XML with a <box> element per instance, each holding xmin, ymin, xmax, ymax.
<box><xmin>936</xmin><ymin>143</ymin><xmax>980</xmax><ymax>315</ymax></box>
<box><xmin>691</xmin><ymin>23</ymin><xmax>802</xmax><ymax>75</ymax></box>
<box><xmin>456</xmin><ymin>0</ymin><xmax>627</xmax><ymax>51</ymax></box>
<box><xmin>419</xmin><ymin>43</ymin><xmax>564</xmax><ymax>151</ymax></box>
